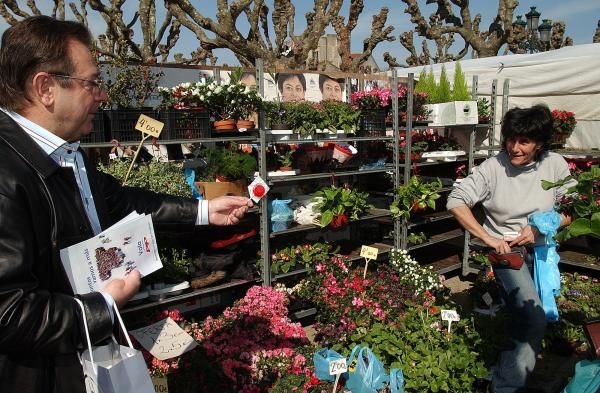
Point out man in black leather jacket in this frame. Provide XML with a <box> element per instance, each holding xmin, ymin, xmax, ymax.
<box><xmin>0</xmin><ymin>16</ymin><xmax>252</xmax><ymax>393</ymax></box>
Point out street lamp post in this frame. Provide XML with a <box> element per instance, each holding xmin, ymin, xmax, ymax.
<box><xmin>514</xmin><ymin>6</ymin><xmax>552</xmax><ymax>53</ymax></box>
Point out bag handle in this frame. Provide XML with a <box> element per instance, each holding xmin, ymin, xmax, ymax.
<box><xmin>74</xmin><ymin>298</ymin><xmax>96</xmax><ymax>363</ymax></box>
<box><xmin>74</xmin><ymin>298</ymin><xmax>134</xmax><ymax>363</ymax></box>
<box><xmin>390</xmin><ymin>368</ymin><xmax>405</xmax><ymax>393</ymax></box>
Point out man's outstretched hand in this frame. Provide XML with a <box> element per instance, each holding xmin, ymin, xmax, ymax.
<box><xmin>208</xmin><ymin>196</ymin><xmax>254</xmax><ymax>226</ymax></box>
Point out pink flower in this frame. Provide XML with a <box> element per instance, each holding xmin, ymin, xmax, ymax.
<box><xmin>352</xmin><ymin>297</ymin><xmax>364</xmax><ymax>307</ymax></box>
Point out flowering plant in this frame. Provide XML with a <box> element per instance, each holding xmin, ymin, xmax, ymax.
<box><xmin>542</xmin><ymin>164</ymin><xmax>600</xmax><ymax>241</ymax></box>
<box><xmin>455</xmin><ymin>164</ymin><xmax>468</xmax><ymax>178</ymax></box>
<box><xmin>142</xmin><ymin>286</ymin><xmax>311</xmax><ymax>392</ymax></box>
<box><xmin>270</xmin><ymin>242</ymin><xmax>334</xmax><ymax>274</ymax></box>
<box><xmin>390</xmin><ymin>175</ymin><xmax>442</xmax><ymax>220</ymax></box>
<box><xmin>388</xmin><ymin>249</ymin><xmax>445</xmax><ymax>296</ymax></box>
<box><xmin>208</xmin><ymin>80</ymin><xmax>263</xmax><ymax>120</ymax></box>
<box><xmin>551</xmin><ymin>109</ymin><xmax>577</xmax><ymax>136</ymax></box>
<box><xmin>397</xmin><ymin>85</ymin><xmax>430</xmax><ymax>121</ymax></box>
<box><xmin>313</xmin><ymin>185</ymin><xmax>373</xmax><ymax>228</ymax></box>
<box><xmin>350</xmin><ymin>88</ymin><xmax>392</xmax><ymax>110</ymax></box>
<box><xmin>158</xmin><ymin>81</ymin><xmax>211</xmax><ymax>109</ymax></box>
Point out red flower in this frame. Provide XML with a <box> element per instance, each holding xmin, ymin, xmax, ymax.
<box><xmin>310</xmin><ymin>375</ymin><xmax>320</xmax><ymax>385</ymax></box>
<box><xmin>330</xmin><ymin>214</ymin><xmax>348</xmax><ymax>228</ymax></box>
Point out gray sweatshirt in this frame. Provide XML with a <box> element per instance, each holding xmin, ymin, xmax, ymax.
<box><xmin>447</xmin><ymin>151</ymin><xmax>573</xmax><ymax>243</ymax></box>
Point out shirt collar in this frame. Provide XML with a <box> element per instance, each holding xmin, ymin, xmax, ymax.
<box><xmin>1</xmin><ymin>109</ymin><xmax>80</xmax><ymax>155</ymax></box>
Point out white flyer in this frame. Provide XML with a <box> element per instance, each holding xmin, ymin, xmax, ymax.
<box><xmin>60</xmin><ymin>212</ymin><xmax>162</xmax><ymax>294</ymax></box>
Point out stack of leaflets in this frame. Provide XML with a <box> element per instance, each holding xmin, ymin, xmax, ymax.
<box><xmin>60</xmin><ymin>212</ymin><xmax>162</xmax><ymax>294</ymax></box>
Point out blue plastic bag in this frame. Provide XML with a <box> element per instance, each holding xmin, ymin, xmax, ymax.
<box><xmin>529</xmin><ymin>210</ymin><xmax>562</xmax><ymax>321</ymax></box>
<box><xmin>269</xmin><ymin>199</ymin><xmax>293</xmax><ymax>232</ymax></box>
<box><xmin>313</xmin><ymin>348</ymin><xmax>345</xmax><ymax>382</ymax></box>
<box><xmin>389</xmin><ymin>368</ymin><xmax>405</xmax><ymax>393</ymax></box>
<box><xmin>345</xmin><ymin>346</ymin><xmax>389</xmax><ymax>393</ymax></box>
<box><xmin>562</xmin><ymin>359</ymin><xmax>600</xmax><ymax>393</ymax></box>
<box><xmin>184</xmin><ymin>168</ymin><xmax>202</xmax><ymax>200</ymax></box>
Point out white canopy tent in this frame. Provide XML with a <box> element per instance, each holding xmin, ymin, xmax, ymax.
<box><xmin>392</xmin><ymin>44</ymin><xmax>600</xmax><ymax>149</ymax></box>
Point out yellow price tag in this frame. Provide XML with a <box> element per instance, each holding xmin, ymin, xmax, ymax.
<box><xmin>135</xmin><ymin>114</ymin><xmax>164</xmax><ymax>138</ymax></box>
<box><xmin>360</xmin><ymin>245</ymin><xmax>378</xmax><ymax>260</ymax></box>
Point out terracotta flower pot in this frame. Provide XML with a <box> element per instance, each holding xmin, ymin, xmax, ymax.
<box><xmin>213</xmin><ymin>119</ymin><xmax>236</xmax><ymax>132</ymax></box>
<box><xmin>279</xmin><ymin>166</ymin><xmax>293</xmax><ymax>172</ymax></box>
<box><xmin>236</xmin><ymin>119</ymin><xmax>255</xmax><ymax>131</ymax></box>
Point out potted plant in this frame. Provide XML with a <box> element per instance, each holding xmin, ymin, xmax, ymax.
<box><xmin>276</xmin><ymin>148</ymin><xmax>295</xmax><ymax>171</ymax></box>
<box><xmin>542</xmin><ymin>165</ymin><xmax>599</xmax><ymax>250</ymax></box>
<box><xmin>477</xmin><ymin>98</ymin><xmax>491</xmax><ymax>124</ymax></box>
<box><xmin>285</xmin><ymin>101</ymin><xmax>324</xmax><ymax>138</ymax></box>
<box><xmin>416</xmin><ymin>62</ymin><xmax>478</xmax><ymax>126</ymax></box>
<box><xmin>204</xmin><ymin>80</ymin><xmax>262</xmax><ymax>132</ymax></box>
<box><xmin>550</xmin><ymin>109</ymin><xmax>577</xmax><ymax>147</ymax></box>
<box><xmin>192</xmin><ymin>144</ymin><xmax>257</xmax><ymax>199</ymax></box>
<box><xmin>312</xmin><ymin>185</ymin><xmax>373</xmax><ymax>228</ymax></box>
<box><xmin>264</xmin><ymin>100</ymin><xmax>290</xmax><ymax>130</ymax></box>
<box><xmin>350</xmin><ymin>88</ymin><xmax>391</xmax><ymax>136</ymax></box>
<box><xmin>390</xmin><ymin>175</ymin><xmax>442</xmax><ymax>220</ymax></box>
<box><xmin>100</xmin><ymin>57</ymin><xmax>164</xmax><ymax>142</ymax></box>
<box><xmin>157</xmin><ymin>81</ymin><xmax>211</xmax><ymax>139</ymax></box>
<box><xmin>319</xmin><ymin>100</ymin><xmax>360</xmax><ymax>134</ymax></box>
<box><xmin>397</xmin><ymin>84</ymin><xmax>430</xmax><ymax>124</ymax></box>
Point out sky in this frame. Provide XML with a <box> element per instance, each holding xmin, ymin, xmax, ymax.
<box><xmin>0</xmin><ymin>0</ymin><xmax>598</xmax><ymax>68</ymax></box>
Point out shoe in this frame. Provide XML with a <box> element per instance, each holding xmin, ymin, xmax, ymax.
<box><xmin>190</xmin><ymin>270</ymin><xmax>226</xmax><ymax>289</ymax></box>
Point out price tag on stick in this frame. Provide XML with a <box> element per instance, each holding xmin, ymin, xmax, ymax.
<box><xmin>360</xmin><ymin>245</ymin><xmax>378</xmax><ymax>278</ymax></box>
<box><xmin>123</xmin><ymin>115</ymin><xmax>165</xmax><ymax>185</ymax></box>
<box><xmin>441</xmin><ymin>309</ymin><xmax>460</xmax><ymax>333</ymax></box>
<box><xmin>328</xmin><ymin>358</ymin><xmax>347</xmax><ymax>393</ymax></box>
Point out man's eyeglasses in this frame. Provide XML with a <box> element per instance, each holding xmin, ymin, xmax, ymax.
<box><xmin>48</xmin><ymin>74</ymin><xmax>105</xmax><ymax>95</ymax></box>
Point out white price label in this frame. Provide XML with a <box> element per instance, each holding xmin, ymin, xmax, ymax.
<box><xmin>441</xmin><ymin>309</ymin><xmax>460</xmax><ymax>322</ymax></box>
<box><xmin>329</xmin><ymin>358</ymin><xmax>347</xmax><ymax>375</ymax></box>
<box><xmin>135</xmin><ymin>114</ymin><xmax>164</xmax><ymax>138</ymax></box>
<box><xmin>482</xmin><ymin>292</ymin><xmax>493</xmax><ymax>306</ymax></box>
<box><xmin>360</xmin><ymin>245</ymin><xmax>378</xmax><ymax>260</ymax></box>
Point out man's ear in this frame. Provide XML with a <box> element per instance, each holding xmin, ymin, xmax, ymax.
<box><xmin>30</xmin><ymin>72</ymin><xmax>56</xmax><ymax>107</ymax></box>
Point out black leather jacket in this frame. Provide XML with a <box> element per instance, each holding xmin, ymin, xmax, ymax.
<box><xmin>0</xmin><ymin>111</ymin><xmax>198</xmax><ymax>393</ymax></box>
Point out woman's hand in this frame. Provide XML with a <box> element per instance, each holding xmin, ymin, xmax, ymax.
<box><xmin>483</xmin><ymin>235</ymin><xmax>511</xmax><ymax>254</ymax></box>
<box><xmin>509</xmin><ymin>225</ymin><xmax>537</xmax><ymax>247</ymax></box>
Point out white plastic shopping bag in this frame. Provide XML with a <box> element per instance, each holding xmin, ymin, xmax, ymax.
<box><xmin>75</xmin><ymin>299</ymin><xmax>154</xmax><ymax>393</ymax></box>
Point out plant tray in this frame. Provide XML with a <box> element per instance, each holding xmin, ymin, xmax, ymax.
<box><xmin>108</xmin><ymin>109</ymin><xmax>161</xmax><ymax>143</ymax></box>
<box><xmin>160</xmin><ymin>109</ymin><xmax>210</xmax><ymax>140</ymax></box>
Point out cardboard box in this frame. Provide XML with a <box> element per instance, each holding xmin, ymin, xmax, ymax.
<box><xmin>195</xmin><ymin>180</ymin><xmax>248</xmax><ymax>200</ymax></box>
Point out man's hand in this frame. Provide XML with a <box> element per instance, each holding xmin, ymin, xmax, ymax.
<box><xmin>509</xmin><ymin>225</ymin><xmax>537</xmax><ymax>247</ymax></box>
<box><xmin>208</xmin><ymin>196</ymin><xmax>253</xmax><ymax>226</ymax></box>
<box><xmin>104</xmin><ymin>270</ymin><xmax>141</xmax><ymax>307</ymax></box>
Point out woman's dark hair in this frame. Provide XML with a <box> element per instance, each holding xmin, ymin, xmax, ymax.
<box><xmin>0</xmin><ymin>16</ymin><xmax>92</xmax><ymax>111</ymax></box>
<box><xmin>277</xmin><ymin>73</ymin><xmax>306</xmax><ymax>92</ymax></box>
<box><xmin>318</xmin><ymin>74</ymin><xmax>342</xmax><ymax>92</ymax></box>
<box><xmin>501</xmin><ymin>104</ymin><xmax>553</xmax><ymax>152</ymax></box>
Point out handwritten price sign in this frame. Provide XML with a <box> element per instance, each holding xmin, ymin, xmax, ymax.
<box><xmin>360</xmin><ymin>245</ymin><xmax>378</xmax><ymax>260</ymax></box>
<box><xmin>441</xmin><ymin>309</ymin><xmax>460</xmax><ymax>322</ymax></box>
<box><xmin>329</xmin><ymin>358</ymin><xmax>347</xmax><ymax>375</ymax></box>
<box><xmin>130</xmin><ymin>317</ymin><xmax>198</xmax><ymax>360</ymax></box>
<box><xmin>135</xmin><ymin>114</ymin><xmax>164</xmax><ymax>138</ymax></box>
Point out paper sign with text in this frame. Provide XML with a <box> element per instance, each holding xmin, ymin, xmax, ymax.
<box><xmin>130</xmin><ymin>317</ymin><xmax>198</xmax><ymax>361</ymax></box>
<box><xmin>135</xmin><ymin>114</ymin><xmax>164</xmax><ymax>138</ymax></box>
<box><xmin>441</xmin><ymin>309</ymin><xmax>460</xmax><ymax>322</ymax></box>
<box><xmin>152</xmin><ymin>377</ymin><xmax>169</xmax><ymax>393</ymax></box>
<box><xmin>360</xmin><ymin>245</ymin><xmax>378</xmax><ymax>260</ymax></box>
<box><xmin>329</xmin><ymin>358</ymin><xmax>348</xmax><ymax>375</ymax></box>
